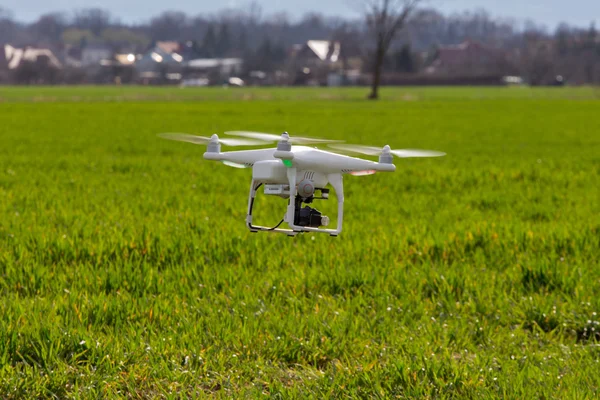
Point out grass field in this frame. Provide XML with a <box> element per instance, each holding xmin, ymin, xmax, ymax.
<box><xmin>0</xmin><ymin>86</ymin><xmax>599</xmax><ymax>398</ymax></box>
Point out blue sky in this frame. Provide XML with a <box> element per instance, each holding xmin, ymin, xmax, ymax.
<box><xmin>2</xmin><ymin>0</ymin><xmax>598</xmax><ymax>29</ymax></box>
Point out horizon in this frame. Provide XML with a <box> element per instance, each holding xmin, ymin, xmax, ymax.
<box><xmin>1</xmin><ymin>0</ymin><xmax>598</xmax><ymax>30</ymax></box>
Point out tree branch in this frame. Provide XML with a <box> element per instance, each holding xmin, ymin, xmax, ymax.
<box><xmin>361</xmin><ymin>0</ymin><xmax>422</xmax><ymax>99</ymax></box>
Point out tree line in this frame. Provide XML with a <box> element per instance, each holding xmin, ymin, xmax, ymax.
<box><xmin>0</xmin><ymin>5</ymin><xmax>540</xmax><ymax>51</ymax></box>
<box><xmin>0</xmin><ymin>2</ymin><xmax>598</xmax><ymax>87</ymax></box>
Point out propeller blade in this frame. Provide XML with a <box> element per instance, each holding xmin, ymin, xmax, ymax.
<box><xmin>390</xmin><ymin>149</ymin><xmax>446</xmax><ymax>158</ymax></box>
<box><xmin>158</xmin><ymin>132</ymin><xmax>211</xmax><ymax>144</ymax></box>
<box><xmin>225</xmin><ymin>131</ymin><xmax>279</xmax><ymax>143</ymax></box>
<box><xmin>327</xmin><ymin>144</ymin><xmax>383</xmax><ymax>156</ymax></box>
<box><xmin>328</xmin><ymin>143</ymin><xmax>446</xmax><ymax>158</ymax></box>
<box><xmin>158</xmin><ymin>133</ymin><xmax>263</xmax><ymax>146</ymax></box>
<box><xmin>222</xmin><ymin>160</ymin><xmax>248</xmax><ymax>168</ymax></box>
<box><xmin>225</xmin><ymin>131</ymin><xmax>342</xmax><ymax>145</ymax></box>
<box><xmin>218</xmin><ymin>138</ymin><xmax>266</xmax><ymax>146</ymax></box>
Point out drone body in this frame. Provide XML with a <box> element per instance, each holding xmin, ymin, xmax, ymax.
<box><xmin>160</xmin><ymin>131</ymin><xmax>445</xmax><ymax>236</ymax></box>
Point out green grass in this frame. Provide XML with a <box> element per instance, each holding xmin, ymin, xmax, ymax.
<box><xmin>1</xmin><ymin>84</ymin><xmax>599</xmax><ymax>102</ymax></box>
<box><xmin>0</xmin><ymin>86</ymin><xmax>599</xmax><ymax>398</ymax></box>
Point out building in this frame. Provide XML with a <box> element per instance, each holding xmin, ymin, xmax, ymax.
<box><xmin>2</xmin><ymin>44</ymin><xmax>62</xmax><ymax>83</ymax></box>
<box><xmin>136</xmin><ymin>41</ymin><xmax>185</xmax><ymax>84</ymax></box>
<box><xmin>288</xmin><ymin>40</ymin><xmax>345</xmax><ymax>86</ymax></box>
<box><xmin>292</xmin><ymin>40</ymin><xmax>342</xmax><ymax>66</ymax></box>
<box><xmin>184</xmin><ymin>58</ymin><xmax>244</xmax><ymax>79</ymax></box>
<box><xmin>81</xmin><ymin>43</ymin><xmax>113</xmax><ymax>67</ymax></box>
<box><xmin>287</xmin><ymin>40</ymin><xmax>364</xmax><ymax>86</ymax></box>
<box><xmin>4</xmin><ymin>44</ymin><xmax>62</xmax><ymax>70</ymax></box>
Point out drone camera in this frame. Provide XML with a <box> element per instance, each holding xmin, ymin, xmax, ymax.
<box><xmin>293</xmin><ymin>195</ymin><xmax>329</xmax><ymax>228</ymax></box>
<box><xmin>296</xmin><ymin>206</ymin><xmax>328</xmax><ymax>228</ymax></box>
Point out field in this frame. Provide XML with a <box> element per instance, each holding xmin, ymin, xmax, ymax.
<box><xmin>0</xmin><ymin>86</ymin><xmax>599</xmax><ymax>398</ymax></box>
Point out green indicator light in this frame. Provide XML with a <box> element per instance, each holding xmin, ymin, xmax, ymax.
<box><xmin>282</xmin><ymin>159</ymin><xmax>293</xmax><ymax>168</ymax></box>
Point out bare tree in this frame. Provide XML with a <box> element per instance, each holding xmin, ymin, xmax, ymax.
<box><xmin>0</xmin><ymin>7</ymin><xmax>18</xmax><ymax>45</ymax></box>
<box><xmin>361</xmin><ymin>0</ymin><xmax>421</xmax><ymax>99</ymax></box>
<box><xmin>149</xmin><ymin>11</ymin><xmax>188</xmax><ymax>41</ymax></box>
<box><xmin>31</xmin><ymin>13</ymin><xmax>67</xmax><ymax>43</ymax></box>
<box><xmin>73</xmin><ymin>8</ymin><xmax>112</xmax><ymax>36</ymax></box>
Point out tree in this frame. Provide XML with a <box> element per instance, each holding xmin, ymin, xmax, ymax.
<box><xmin>554</xmin><ymin>24</ymin><xmax>570</xmax><ymax>57</ymax></box>
<box><xmin>216</xmin><ymin>22</ymin><xmax>231</xmax><ymax>57</ymax></box>
<box><xmin>246</xmin><ymin>37</ymin><xmax>286</xmax><ymax>72</ymax></box>
<box><xmin>61</xmin><ymin>28</ymin><xmax>97</xmax><ymax>46</ymax></box>
<box><xmin>31</xmin><ymin>13</ymin><xmax>66</xmax><ymax>43</ymax></box>
<box><xmin>586</xmin><ymin>22</ymin><xmax>597</xmax><ymax>47</ymax></box>
<box><xmin>149</xmin><ymin>11</ymin><xmax>187</xmax><ymax>41</ymax></box>
<box><xmin>584</xmin><ymin>22</ymin><xmax>598</xmax><ymax>83</ymax></box>
<box><xmin>101</xmin><ymin>27</ymin><xmax>150</xmax><ymax>49</ymax></box>
<box><xmin>257</xmin><ymin>37</ymin><xmax>273</xmax><ymax>70</ymax></box>
<box><xmin>244</xmin><ymin>1</ymin><xmax>263</xmax><ymax>26</ymax></box>
<box><xmin>361</xmin><ymin>0</ymin><xmax>422</xmax><ymax>99</ymax></box>
<box><xmin>237</xmin><ymin>26</ymin><xmax>248</xmax><ymax>55</ymax></box>
<box><xmin>73</xmin><ymin>8</ymin><xmax>112</xmax><ymax>36</ymax></box>
<box><xmin>0</xmin><ymin>7</ymin><xmax>18</xmax><ymax>45</ymax></box>
<box><xmin>202</xmin><ymin>24</ymin><xmax>217</xmax><ymax>58</ymax></box>
<box><xmin>520</xmin><ymin>32</ymin><xmax>554</xmax><ymax>85</ymax></box>
<box><xmin>395</xmin><ymin>44</ymin><xmax>415</xmax><ymax>72</ymax></box>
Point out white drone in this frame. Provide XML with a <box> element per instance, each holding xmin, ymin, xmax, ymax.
<box><xmin>159</xmin><ymin>131</ymin><xmax>445</xmax><ymax>237</ymax></box>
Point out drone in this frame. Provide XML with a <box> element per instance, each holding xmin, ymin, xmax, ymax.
<box><xmin>159</xmin><ymin>131</ymin><xmax>445</xmax><ymax>237</ymax></box>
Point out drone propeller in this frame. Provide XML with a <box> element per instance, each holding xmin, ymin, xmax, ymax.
<box><xmin>158</xmin><ymin>132</ymin><xmax>264</xmax><ymax>147</ymax></box>
<box><xmin>328</xmin><ymin>144</ymin><xmax>446</xmax><ymax>158</ymax></box>
<box><xmin>225</xmin><ymin>131</ymin><xmax>342</xmax><ymax>145</ymax></box>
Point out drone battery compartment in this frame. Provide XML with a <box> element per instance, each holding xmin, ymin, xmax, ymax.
<box><xmin>252</xmin><ymin>160</ymin><xmax>287</xmax><ymax>183</ymax></box>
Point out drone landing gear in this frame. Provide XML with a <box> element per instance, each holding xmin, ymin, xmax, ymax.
<box><xmin>245</xmin><ymin>170</ymin><xmax>344</xmax><ymax>236</ymax></box>
<box><xmin>246</xmin><ymin>181</ymin><xmax>300</xmax><ymax>236</ymax></box>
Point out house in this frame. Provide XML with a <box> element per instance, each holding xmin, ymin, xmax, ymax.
<box><xmin>93</xmin><ymin>53</ymin><xmax>138</xmax><ymax>84</ymax></box>
<box><xmin>288</xmin><ymin>40</ymin><xmax>357</xmax><ymax>86</ymax></box>
<box><xmin>136</xmin><ymin>41</ymin><xmax>185</xmax><ymax>84</ymax></box>
<box><xmin>62</xmin><ymin>45</ymin><xmax>83</xmax><ymax>68</ymax></box>
<box><xmin>4</xmin><ymin>44</ymin><xmax>62</xmax><ymax>70</ymax></box>
<box><xmin>155</xmin><ymin>41</ymin><xmax>181</xmax><ymax>54</ymax></box>
<box><xmin>81</xmin><ymin>43</ymin><xmax>113</xmax><ymax>66</ymax></box>
<box><xmin>2</xmin><ymin>44</ymin><xmax>62</xmax><ymax>83</ymax></box>
<box><xmin>425</xmin><ymin>40</ymin><xmax>517</xmax><ymax>77</ymax></box>
<box><xmin>291</xmin><ymin>40</ymin><xmax>342</xmax><ymax>66</ymax></box>
<box><xmin>184</xmin><ymin>58</ymin><xmax>244</xmax><ymax>80</ymax></box>
<box><xmin>136</xmin><ymin>40</ymin><xmax>242</xmax><ymax>84</ymax></box>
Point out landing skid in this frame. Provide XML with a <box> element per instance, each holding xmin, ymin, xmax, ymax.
<box><xmin>245</xmin><ymin>169</ymin><xmax>344</xmax><ymax>236</ymax></box>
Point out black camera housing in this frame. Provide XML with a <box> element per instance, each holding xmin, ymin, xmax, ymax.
<box><xmin>296</xmin><ymin>206</ymin><xmax>323</xmax><ymax>227</ymax></box>
<box><xmin>294</xmin><ymin>196</ymin><xmax>324</xmax><ymax>228</ymax></box>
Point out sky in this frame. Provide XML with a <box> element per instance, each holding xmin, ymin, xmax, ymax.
<box><xmin>2</xmin><ymin>0</ymin><xmax>598</xmax><ymax>29</ymax></box>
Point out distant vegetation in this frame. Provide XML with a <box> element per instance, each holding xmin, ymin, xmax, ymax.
<box><xmin>1</xmin><ymin>4</ymin><xmax>599</xmax><ymax>85</ymax></box>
